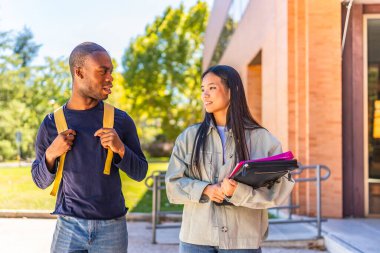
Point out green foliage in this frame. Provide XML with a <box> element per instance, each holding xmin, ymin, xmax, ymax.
<box><xmin>121</xmin><ymin>2</ymin><xmax>209</xmax><ymax>146</ymax></box>
<box><xmin>0</xmin><ymin>29</ymin><xmax>71</xmax><ymax>161</ymax></box>
<box><xmin>13</xmin><ymin>26</ymin><xmax>41</xmax><ymax>67</ymax></box>
<box><xmin>210</xmin><ymin>16</ymin><xmax>236</xmax><ymax>66</ymax></box>
<box><xmin>0</xmin><ymin>1</ymin><xmax>210</xmax><ymax>160</ymax></box>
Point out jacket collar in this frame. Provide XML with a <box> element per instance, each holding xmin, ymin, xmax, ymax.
<box><xmin>207</xmin><ymin>121</ymin><xmax>216</xmax><ymax>135</ymax></box>
<box><xmin>207</xmin><ymin>120</ymin><xmax>232</xmax><ymax>136</ymax></box>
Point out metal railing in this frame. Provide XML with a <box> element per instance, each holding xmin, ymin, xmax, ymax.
<box><xmin>145</xmin><ymin>164</ymin><xmax>331</xmax><ymax>243</ymax></box>
<box><xmin>144</xmin><ymin>171</ymin><xmax>181</xmax><ymax>244</ymax></box>
<box><xmin>269</xmin><ymin>164</ymin><xmax>331</xmax><ymax>238</ymax></box>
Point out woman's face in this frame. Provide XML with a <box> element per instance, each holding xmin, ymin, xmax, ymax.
<box><xmin>201</xmin><ymin>72</ymin><xmax>230</xmax><ymax>116</ymax></box>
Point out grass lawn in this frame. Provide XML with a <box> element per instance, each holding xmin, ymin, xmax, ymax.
<box><xmin>0</xmin><ymin>162</ymin><xmax>182</xmax><ymax>213</ymax></box>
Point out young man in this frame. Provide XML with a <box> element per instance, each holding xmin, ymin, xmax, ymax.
<box><xmin>32</xmin><ymin>42</ymin><xmax>148</xmax><ymax>252</ymax></box>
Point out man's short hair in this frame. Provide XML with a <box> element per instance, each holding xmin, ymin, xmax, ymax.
<box><xmin>69</xmin><ymin>42</ymin><xmax>108</xmax><ymax>77</ymax></box>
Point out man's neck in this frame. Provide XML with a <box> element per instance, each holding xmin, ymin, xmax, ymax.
<box><xmin>66</xmin><ymin>96</ymin><xmax>99</xmax><ymax>110</ymax></box>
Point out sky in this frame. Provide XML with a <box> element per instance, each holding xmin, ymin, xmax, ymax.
<box><xmin>0</xmin><ymin>0</ymin><xmax>214</xmax><ymax>67</ymax></box>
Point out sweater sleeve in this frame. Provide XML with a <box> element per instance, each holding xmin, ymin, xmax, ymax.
<box><xmin>114</xmin><ymin>113</ymin><xmax>148</xmax><ymax>182</ymax></box>
<box><xmin>31</xmin><ymin>116</ymin><xmax>57</xmax><ymax>189</ymax></box>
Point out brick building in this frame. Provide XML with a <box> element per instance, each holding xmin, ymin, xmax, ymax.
<box><xmin>203</xmin><ymin>0</ymin><xmax>380</xmax><ymax>218</ymax></box>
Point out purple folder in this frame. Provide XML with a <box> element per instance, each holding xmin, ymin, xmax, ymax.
<box><xmin>228</xmin><ymin>151</ymin><xmax>294</xmax><ymax>178</ymax></box>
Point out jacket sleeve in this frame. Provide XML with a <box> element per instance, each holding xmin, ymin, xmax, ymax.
<box><xmin>114</xmin><ymin>114</ymin><xmax>148</xmax><ymax>182</ymax></box>
<box><xmin>31</xmin><ymin>116</ymin><xmax>57</xmax><ymax>189</ymax></box>
<box><xmin>228</xmin><ymin>131</ymin><xmax>295</xmax><ymax>209</ymax></box>
<box><xmin>165</xmin><ymin>134</ymin><xmax>210</xmax><ymax>204</ymax></box>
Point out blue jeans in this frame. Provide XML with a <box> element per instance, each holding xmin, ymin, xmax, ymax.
<box><xmin>179</xmin><ymin>241</ymin><xmax>262</xmax><ymax>253</ymax></box>
<box><xmin>51</xmin><ymin>215</ymin><xmax>128</xmax><ymax>253</ymax></box>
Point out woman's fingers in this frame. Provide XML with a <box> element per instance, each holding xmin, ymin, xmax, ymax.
<box><xmin>211</xmin><ymin>195</ymin><xmax>224</xmax><ymax>203</ymax></box>
<box><xmin>229</xmin><ymin>179</ymin><xmax>238</xmax><ymax>186</ymax></box>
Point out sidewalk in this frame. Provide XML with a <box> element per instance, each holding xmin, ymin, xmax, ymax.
<box><xmin>0</xmin><ymin>218</ymin><xmax>325</xmax><ymax>253</ymax></box>
<box><xmin>0</xmin><ymin>161</ymin><xmax>31</xmax><ymax>168</ymax></box>
<box><xmin>322</xmin><ymin>218</ymin><xmax>380</xmax><ymax>253</ymax></box>
<box><xmin>1</xmin><ymin>216</ymin><xmax>379</xmax><ymax>252</ymax></box>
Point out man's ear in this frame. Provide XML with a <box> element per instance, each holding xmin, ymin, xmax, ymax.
<box><xmin>75</xmin><ymin>67</ymin><xmax>84</xmax><ymax>79</ymax></box>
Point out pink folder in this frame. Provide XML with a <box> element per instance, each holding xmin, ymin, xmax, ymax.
<box><xmin>228</xmin><ymin>151</ymin><xmax>294</xmax><ymax>178</ymax></box>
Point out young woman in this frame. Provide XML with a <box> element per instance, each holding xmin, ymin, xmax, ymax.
<box><xmin>166</xmin><ymin>65</ymin><xmax>295</xmax><ymax>252</ymax></box>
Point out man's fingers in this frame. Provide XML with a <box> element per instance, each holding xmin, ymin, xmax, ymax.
<box><xmin>65</xmin><ymin>135</ymin><xmax>75</xmax><ymax>141</ymax></box>
<box><xmin>94</xmin><ymin>129</ymin><xmax>102</xmax><ymax>137</ymax></box>
<box><xmin>66</xmin><ymin>140</ymin><xmax>74</xmax><ymax>146</ymax></box>
<box><xmin>99</xmin><ymin>136</ymin><xmax>114</xmax><ymax>143</ymax></box>
<box><xmin>100</xmin><ymin>140</ymin><xmax>111</xmax><ymax>149</ymax></box>
<box><xmin>98</xmin><ymin>132</ymin><xmax>115</xmax><ymax>139</ymax></box>
<box><xmin>98</xmin><ymin>141</ymin><xmax>108</xmax><ymax>148</ymax></box>
<box><xmin>63</xmin><ymin>129</ymin><xmax>76</xmax><ymax>136</ymax></box>
<box><xmin>94</xmin><ymin>128</ymin><xmax>113</xmax><ymax>137</ymax></box>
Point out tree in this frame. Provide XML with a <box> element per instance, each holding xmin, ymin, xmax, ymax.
<box><xmin>0</xmin><ymin>31</ymin><xmax>26</xmax><ymax>160</ymax></box>
<box><xmin>13</xmin><ymin>26</ymin><xmax>41</xmax><ymax>67</ymax></box>
<box><xmin>210</xmin><ymin>16</ymin><xmax>236</xmax><ymax>66</ymax></box>
<box><xmin>121</xmin><ymin>1</ymin><xmax>209</xmax><ymax>149</ymax></box>
<box><xmin>0</xmin><ymin>27</ymin><xmax>71</xmax><ymax>161</ymax></box>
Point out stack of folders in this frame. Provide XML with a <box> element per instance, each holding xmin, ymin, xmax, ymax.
<box><xmin>216</xmin><ymin>151</ymin><xmax>298</xmax><ymax>205</ymax></box>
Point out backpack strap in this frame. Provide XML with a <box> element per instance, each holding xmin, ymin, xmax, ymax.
<box><xmin>50</xmin><ymin>102</ymin><xmax>115</xmax><ymax>197</ymax></box>
<box><xmin>103</xmin><ymin>103</ymin><xmax>114</xmax><ymax>175</ymax></box>
<box><xmin>50</xmin><ymin>106</ymin><xmax>67</xmax><ymax>196</ymax></box>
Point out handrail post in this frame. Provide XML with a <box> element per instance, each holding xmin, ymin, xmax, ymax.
<box><xmin>157</xmin><ymin>173</ymin><xmax>162</xmax><ymax>224</ymax></box>
<box><xmin>288</xmin><ymin>191</ymin><xmax>293</xmax><ymax>220</ymax></box>
<box><xmin>152</xmin><ymin>174</ymin><xmax>158</xmax><ymax>244</ymax></box>
<box><xmin>316</xmin><ymin>164</ymin><xmax>322</xmax><ymax>238</ymax></box>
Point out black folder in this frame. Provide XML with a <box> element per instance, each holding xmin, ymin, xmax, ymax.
<box><xmin>231</xmin><ymin>159</ymin><xmax>298</xmax><ymax>189</ymax></box>
<box><xmin>215</xmin><ymin>156</ymin><xmax>298</xmax><ymax>206</ymax></box>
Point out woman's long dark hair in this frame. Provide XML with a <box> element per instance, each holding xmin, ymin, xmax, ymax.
<box><xmin>191</xmin><ymin>65</ymin><xmax>262</xmax><ymax>177</ymax></box>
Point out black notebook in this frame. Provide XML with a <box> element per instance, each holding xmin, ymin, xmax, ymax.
<box><xmin>214</xmin><ymin>151</ymin><xmax>298</xmax><ymax>206</ymax></box>
<box><xmin>231</xmin><ymin>159</ymin><xmax>298</xmax><ymax>189</ymax></box>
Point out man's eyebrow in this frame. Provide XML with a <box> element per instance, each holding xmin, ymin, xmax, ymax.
<box><xmin>99</xmin><ymin>66</ymin><xmax>113</xmax><ymax>71</ymax></box>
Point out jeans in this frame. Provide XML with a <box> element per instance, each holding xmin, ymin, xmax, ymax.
<box><xmin>179</xmin><ymin>241</ymin><xmax>262</xmax><ymax>253</ymax></box>
<box><xmin>51</xmin><ymin>215</ymin><xmax>128</xmax><ymax>253</ymax></box>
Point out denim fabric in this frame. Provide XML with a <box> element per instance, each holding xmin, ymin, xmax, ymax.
<box><xmin>51</xmin><ymin>215</ymin><xmax>128</xmax><ymax>253</ymax></box>
<box><xmin>179</xmin><ymin>241</ymin><xmax>262</xmax><ymax>253</ymax></box>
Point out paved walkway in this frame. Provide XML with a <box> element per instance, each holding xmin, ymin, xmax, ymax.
<box><xmin>0</xmin><ymin>218</ymin><xmax>326</xmax><ymax>253</ymax></box>
<box><xmin>322</xmin><ymin>218</ymin><xmax>380</xmax><ymax>253</ymax></box>
<box><xmin>2</xmin><ymin>215</ymin><xmax>380</xmax><ymax>253</ymax></box>
<box><xmin>0</xmin><ymin>161</ymin><xmax>31</xmax><ymax>168</ymax></box>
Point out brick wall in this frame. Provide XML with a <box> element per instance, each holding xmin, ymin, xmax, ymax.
<box><xmin>247</xmin><ymin>65</ymin><xmax>262</xmax><ymax>123</ymax></box>
<box><xmin>208</xmin><ymin>0</ymin><xmax>343</xmax><ymax>218</ymax></box>
<box><xmin>288</xmin><ymin>0</ymin><xmax>343</xmax><ymax>217</ymax></box>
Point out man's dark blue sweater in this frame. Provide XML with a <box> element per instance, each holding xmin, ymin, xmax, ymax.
<box><xmin>31</xmin><ymin>101</ymin><xmax>148</xmax><ymax>219</ymax></box>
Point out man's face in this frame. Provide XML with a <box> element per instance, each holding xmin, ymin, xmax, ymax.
<box><xmin>77</xmin><ymin>51</ymin><xmax>113</xmax><ymax>101</ymax></box>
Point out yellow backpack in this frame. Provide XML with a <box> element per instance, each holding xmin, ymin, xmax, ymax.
<box><xmin>50</xmin><ymin>103</ymin><xmax>114</xmax><ymax>196</ymax></box>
